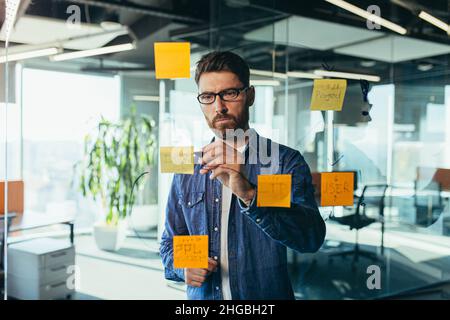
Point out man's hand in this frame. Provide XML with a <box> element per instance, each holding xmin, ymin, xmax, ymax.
<box><xmin>184</xmin><ymin>258</ymin><xmax>218</xmax><ymax>288</ymax></box>
<box><xmin>199</xmin><ymin>140</ymin><xmax>255</xmax><ymax>205</ymax></box>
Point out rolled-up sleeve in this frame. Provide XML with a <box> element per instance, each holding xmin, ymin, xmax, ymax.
<box><xmin>238</xmin><ymin>151</ymin><xmax>326</xmax><ymax>253</ymax></box>
<box><xmin>159</xmin><ymin>175</ymin><xmax>188</xmax><ymax>282</ymax></box>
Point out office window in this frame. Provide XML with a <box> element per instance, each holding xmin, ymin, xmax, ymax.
<box><xmin>21</xmin><ymin>68</ymin><xmax>120</xmax><ymax>227</ymax></box>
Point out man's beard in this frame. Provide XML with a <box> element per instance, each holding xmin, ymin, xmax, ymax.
<box><xmin>207</xmin><ymin>109</ymin><xmax>249</xmax><ymax>138</ymax></box>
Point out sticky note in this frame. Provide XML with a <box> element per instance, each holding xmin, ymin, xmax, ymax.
<box><xmin>321</xmin><ymin>172</ymin><xmax>354</xmax><ymax>206</ymax></box>
<box><xmin>310</xmin><ymin>79</ymin><xmax>347</xmax><ymax>111</ymax></box>
<box><xmin>257</xmin><ymin>174</ymin><xmax>291</xmax><ymax>208</ymax></box>
<box><xmin>154</xmin><ymin>42</ymin><xmax>190</xmax><ymax>79</ymax></box>
<box><xmin>160</xmin><ymin>146</ymin><xmax>194</xmax><ymax>174</ymax></box>
<box><xmin>173</xmin><ymin>235</ymin><xmax>208</xmax><ymax>269</ymax></box>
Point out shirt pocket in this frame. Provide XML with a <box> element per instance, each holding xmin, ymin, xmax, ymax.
<box><xmin>180</xmin><ymin>191</ymin><xmax>204</xmax><ymax>209</ymax></box>
<box><xmin>179</xmin><ymin>191</ymin><xmax>206</xmax><ymax>233</ymax></box>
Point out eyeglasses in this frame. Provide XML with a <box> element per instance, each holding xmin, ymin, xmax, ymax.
<box><xmin>197</xmin><ymin>87</ymin><xmax>250</xmax><ymax>105</ymax></box>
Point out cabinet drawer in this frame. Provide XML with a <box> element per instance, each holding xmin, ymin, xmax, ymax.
<box><xmin>41</xmin><ymin>278</ymin><xmax>74</xmax><ymax>300</ymax></box>
<box><xmin>44</xmin><ymin>247</ymin><xmax>75</xmax><ymax>267</ymax></box>
<box><xmin>43</xmin><ymin>263</ymin><xmax>72</xmax><ymax>283</ymax></box>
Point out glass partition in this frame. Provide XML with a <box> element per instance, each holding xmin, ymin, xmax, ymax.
<box><xmin>1</xmin><ymin>0</ymin><xmax>449</xmax><ymax>300</ymax></box>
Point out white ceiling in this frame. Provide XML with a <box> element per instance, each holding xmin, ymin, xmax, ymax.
<box><xmin>245</xmin><ymin>15</ymin><xmax>450</xmax><ymax>63</ymax></box>
<box><xmin>334</xmin><ymin>35</ymin><xmax>450</xmax><ymax>63</ymax></box>
<box><xmin>244</xmin><ymin>15</ymin><xmax>385</xmax><ymax>51</ymax></box>
<box><xmin>0</xmin><ymin>15</ymin><xmax>127</xmax><ymax>52</ymax></box>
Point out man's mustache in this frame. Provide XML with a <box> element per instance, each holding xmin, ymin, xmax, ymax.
<box><xmin>213</xmin><ymin>115</ymin><xmax>235</xmax><ymax>124</ymax></box>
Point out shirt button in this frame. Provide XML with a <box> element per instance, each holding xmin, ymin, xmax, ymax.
<box><xmin>214</xmin><ymin>227</ymin><xmax>219</xmax><ymax>232</ymax></box>
<box><xmin>256</xmin><ymin>218</ymin><xmax>261</xmax><ymax>223</ymax></box>
<box><xmin>214</xmin><ymin>256</ymin><xmax>218</xmax><ymax>260</ymax></box>
<box><xmin>187</xmin><ymin>201</ymin><xmax>191</xmax><ymax>206</ymax></box>
<box><xmin>215</xmin><ymin>198</ymin><xmax>219</xmax><ymax>203</ymax></box>
<box><xmin>215</xmin><ymin>286</ymin><xmax>220</xmax><ymax>290</ymax></box>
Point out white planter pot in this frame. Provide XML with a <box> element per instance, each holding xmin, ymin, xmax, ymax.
<box><xmin>129</xmin><ymin>205</ymin><xmax>158</xmax><ymax>232</ymax></box>
<box><xmin>93</xmin><ymin>219</ymin><xmax>128</xmax><ymax>251</ymax></box>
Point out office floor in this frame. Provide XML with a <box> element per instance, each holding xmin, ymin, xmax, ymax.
<box><xmin>6</xmin><ymin>221</ymin><xmax>449</xmax><ymax>300</ymax></box>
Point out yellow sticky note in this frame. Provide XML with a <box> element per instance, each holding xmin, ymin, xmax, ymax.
<box><xmin>321</xmin><ymin>172</ymin><xmax>354</xmax><ymax>206</ymax></box>
<box><xmin>257</xmin><ymin>174</ymin><xmax>291</xmax><ymax>208</ymax></box>
<box><xmin>154</xmin><ymin>42</ymin><xmax>190</xmax><ymax>79</ymax></box>
<box><xmin>310</xmin><ymin>79</ymin><xmax>347</xmax><ymax>111</ymax></box>
<box><xmin>160</xmin><ymin>146</ymin><xmax>194</xmax><ymax>174</ymax></box>
<box><xmin>173</xmin><ymin>235</ymin><xmax>208</xmax><ymax>269</ymax></box>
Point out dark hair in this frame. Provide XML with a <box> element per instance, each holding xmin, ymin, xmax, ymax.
<box><xmin>195</xmin><ymin>51</ymin><xmax>250</xmax><ymax>87</ymax></box>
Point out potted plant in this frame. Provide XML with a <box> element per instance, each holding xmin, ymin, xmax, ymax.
<box><xmin>75</xmin><ymin>106</ymin><xmax>156</xmax><ymax>251</ymax></box>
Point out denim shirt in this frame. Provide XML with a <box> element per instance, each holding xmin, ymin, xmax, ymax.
<box><xmin>159</xmin><ymin>131</ymin><xmax>326</xmax><ymax>300</ymax></box>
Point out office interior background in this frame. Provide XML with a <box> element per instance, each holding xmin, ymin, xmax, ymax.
<box><xmin>1</xmin><ymin>0</ymin><xmax>449</xmax><ymax>300</ymax></box>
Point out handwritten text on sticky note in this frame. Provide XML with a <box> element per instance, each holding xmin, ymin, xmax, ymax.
<box><xmin>257</xmin><ymin>174</ymin><xmax>291</xmax><ymax>208</ymax></box>
<box><xmin>160</xmin><ymin>146</ymin><xmax>194</xmax><ymax>174</ymax></box>
<box><xmin>310</xmin><ymin>79</ymin><xmax>347</xmax><ymax>111</ymax></box>
<box><xmin>154</xmin><ymin>42</ymin><xmax>190</xmax><ymax>79</ymax></box>
<box><xmin>173</xmin><ymin>235</ymin><xmax>208</xmax><ymax>269</ymax></box>
<box><xmin>321</xmin><ymin>172</ymin><xmax>354</xmax><ymax>206</ymax></box>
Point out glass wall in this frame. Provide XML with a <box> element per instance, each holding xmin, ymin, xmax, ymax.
<box><xmin>1</xmin><ymin>0</ymin><xmax>449</xmax><ymax>300</ymax></box>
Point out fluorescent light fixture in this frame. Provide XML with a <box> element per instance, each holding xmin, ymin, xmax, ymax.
<box><xmin>250</xmin><ymin>80</ymin><xmax>281</xmax><ymax>86</ymax></box>
<box><xmin>313</xmin><ymin>69</ymin><xmax>380</xmax><ymax>82</ymax></box>
<box><xmin>250</xmin><ymin>69</ymin><xmax>287</xmax><ymax>79</ymax></box>
<box><xmin>133</xmin><ymin>95</ymin><xmax>160</xmax><ymax>102</ymax></box>
<box><xmin>0</xmin><ymin>47</ymin><xmax>60</xmax><ymax>63</ymax></box>
<box><xmin>325</xmin><ymin>0</ymin><xmax>407</xmax><ymax>35</ymax></box>
<box><xmin>50</xmin><ymin>43</ymin><xmax>135</xmax><ymax>62</ymax></box>
<box><xmin>418</xmin><ymin>11</ymin><xmax>449</xmax><ymax>33</ymax></box>
<box><xmin>287</xmin><ymin>71</ymin><xmax>323</xmax><ymax>79</ymax></box>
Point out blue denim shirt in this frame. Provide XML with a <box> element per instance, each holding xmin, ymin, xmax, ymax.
<box><xmin>160</xmin><ymin>132</ymin><xmax>326</xmax><ymax>300</ymax></box>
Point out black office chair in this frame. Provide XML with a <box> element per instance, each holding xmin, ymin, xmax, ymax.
<box><xmin>328</xmin><ymin>184</ymin><xmax>388</xmax><ymax>264</ymax></box>
<box><xmin>414</xmin><ymin>180</ymin><xmax>444</xmax><ymax>227</ymax></box>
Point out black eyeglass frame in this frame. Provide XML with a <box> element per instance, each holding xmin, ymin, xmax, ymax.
<box><xmin>197</xmin><ymin>86</ymin><xmax>251</xmax><ymax>105</ymax></box>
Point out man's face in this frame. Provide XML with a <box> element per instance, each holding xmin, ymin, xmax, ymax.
<box><xmin>198</xmin><ymin>71</ymin><xmax>254</xmax><ymax>137</ymax></box>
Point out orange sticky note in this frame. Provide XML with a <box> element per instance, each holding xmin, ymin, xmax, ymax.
<box><xmin>310</xmin><ymin>79</ymin><xmax>347</xmax><ymax>111</ymax></box>
<box><xmin>257</xmin><ymin>174</ymin><xmax>291</xmax><ymax>208</ymax></box>
<box><xmin>154</xmin><ymin>42</ymin><xmax>190</xmax><ymax>79</ymax></box>
<box><xmin>321</xmin><ymin>172</ymin><xmax>354</xmax><ymax>206</ymax></box>
<box><xmin>173</xmin><ymin>235</ymin><xmax>208</xmax><ymax>269</ymax></box>
<box><xmin>160</xmin><ymin>146</ymin><xmax>194</xmax><ymax>174</ymax></box>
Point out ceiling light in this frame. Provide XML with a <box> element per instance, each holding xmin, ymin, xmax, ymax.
<box><xmin>50</xmin><ymin>43</ymin><xmax>135</xmax><ymax>62</ymax></box>
<box><xmin>133</xmin><ymin>95</ymin><xmax>160</xmax><ymax>102</ymax></box>
<box><xmin>0</xmin><ymin>47</ymin><xmax>61</xmax><ymax>63</ymax></box>
<box><xmin>313</xmin><ymin>69</ymin><xmax>380</xmax><ymax>82</ymax></box>
<box><xmin>325</xmin><ymin>0</ymin><xmax>407</xmax><ymax>35</ymax></box>
<box><xmin>360</xmin><ymin>60</ymin><xmax>376</xmax><ymax>67</ymax></box>
<box><xmin>250</xmin><ymin>69</ymin><xmax>287</xmax><ymax>79</ymax></box>
<box><xmin>418</xmin><ymin>11</ymin><xmax>449</xmax><ymax>33</ymax></box>
<box><xmin>417</xmin><ymin>63</ymin><xmax>433</xmax><ymax>72</ymax></box>
<box><xmin>250</xmin><ymin>80</ymin><xmax>281</xmax><ymax>86</ymax></box>
<box><xmin>287</xmin><ymin>71</ymin><xmax>323</xmax><ymax>79</ymax></box>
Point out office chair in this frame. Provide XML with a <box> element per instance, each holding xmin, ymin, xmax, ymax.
<box><xmin>414</xmin><ymin>180</ymin><xmax>443</xmax><ymax>227</ymax></box>
<box><xmin>328</xmin><ymin>184</ymin><xmax>388</xmax><ymax>264</ymax></box>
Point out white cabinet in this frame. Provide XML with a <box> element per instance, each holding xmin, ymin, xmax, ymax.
<box><xmin>7</xmin><ymin>238</ymin><xmax>75</xmax><ymax>300</ymax></box>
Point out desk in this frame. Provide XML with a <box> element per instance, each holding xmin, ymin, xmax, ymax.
<box><xmin>1</xmin><ymin>211</ymin><xmax>75</xmax><ymax>270</ymax></box>
<box><xmin>8</xmin><ymin>211</ymin><xmax>75</xmax><ymax>244</ymax></box>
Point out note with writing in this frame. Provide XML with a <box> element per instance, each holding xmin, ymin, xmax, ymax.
<box><xmin>257</xmin><ymin>174</ymin><xmax>291</xmax><ymax>208</ymax></box>
<box><xmin>310</xmin><ymin>79</ymin><xmax>347</xmax><ymax>111</ymax></box>
<box><xmin>160</xmin><ymin>146</ymin><xmax>194</xmax><ymax>174</ymax></box>
<box><xmin>173</xmin><ymin>235</ymin><xmax>208</xmax><ymax>269</ymax></box>
<box><xmin>154</xmin><ymin>42</ymin><xmax>190</xmax><ymax>79</ymax></box>
<box><xmin>321</xmin><ymin>172</ymin><xmax>354</xmax><ymax>206</ymax></box>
